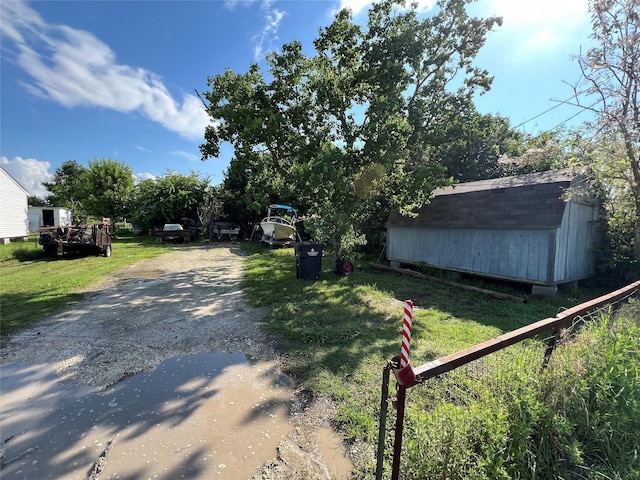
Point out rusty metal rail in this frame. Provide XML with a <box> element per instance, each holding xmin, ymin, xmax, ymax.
<box><xmin>376</xmin><ymin>279</ymin><xmax>640</xmax><ymax>480</ymax></box>
<box><xmin>412</xmin><ymin>280</ymin><xmax>640</xmax><ymax>384</ymax></box>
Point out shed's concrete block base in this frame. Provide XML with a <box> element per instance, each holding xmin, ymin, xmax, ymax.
<box><xmin>531</xmin><ymin>284</ymin><xmax>558</xmax><ymax>297</ymax></box>
<box><xmin>390</xmin><ymin>261</ymin><xmax>401</xmax><ymax>268</ymax></box>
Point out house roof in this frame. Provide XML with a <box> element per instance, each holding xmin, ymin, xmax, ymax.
<box><xmin>387</xmin><ymin>169</ymin><xmax>583</xmax><ymax>230</ymax></box>
<box><xmin>0</xmin><ymin>166</ymin><xmax>29</xmax><ymax>196</ymax></box>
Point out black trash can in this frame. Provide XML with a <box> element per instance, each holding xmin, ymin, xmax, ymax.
<box><xmin>293</xmin><ymin>242</ymin><xmax>323</xmax><ymax>280</ymax></box>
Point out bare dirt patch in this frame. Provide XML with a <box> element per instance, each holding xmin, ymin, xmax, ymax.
<box><xmin>0</xmin><ymin>244</ymin><xmax>353</xmax><ymax>479</ymax></box>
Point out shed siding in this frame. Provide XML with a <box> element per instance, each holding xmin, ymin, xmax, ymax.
<box><xmin>387</xmin><ymin>226</ymin><xmax>553</xmax><ymax>283</ymax></box>
<box><xmin>28</xmin><ymin>207</ymin><xmax>72</xmax><ymax>232</ymax></box>
<box><xmin>0</xmin><ymin>168</ymin><xmax>29</xmax><ymax>239</ymax></box>
<box><xmin>553</xmin><ymin>202</ymin><xmax>597</xmax><ymax>282</ymax></box>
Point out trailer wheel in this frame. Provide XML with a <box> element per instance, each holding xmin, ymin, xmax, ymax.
<box><xmin>103</xmin><ymin>245</ymin><xmax>112</xmax><ymax>257</ymax></box>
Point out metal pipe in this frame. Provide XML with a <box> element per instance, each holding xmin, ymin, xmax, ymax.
<box><xmin>391</xmin><ymin>384</ymin><xmax>407</xmax><ymax>480</ymax></box>
<box><xmin>375</xmin><ymin>363</ymin><xmax>392</xmax><ymax>480</ymax></box>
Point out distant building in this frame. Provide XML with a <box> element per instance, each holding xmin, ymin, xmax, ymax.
<box><xmin>28</xmin><ymin>206</ymin><xmax>72</xmax><ymax>232</ymax></box>
<box><xmin>0</xmin><ymin>166</ymin><xmax>30</xmax><ymax>243</ymax></box>
<box><xmin>386</xmin><ymin>169</ymin><xmax>600</xmax><ymax>296</ymax></box>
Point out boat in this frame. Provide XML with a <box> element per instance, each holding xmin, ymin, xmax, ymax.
<box><xmin>258</xmin><ymin>204</ymin><xmax>300</xmax><ymax>245</ymax></box>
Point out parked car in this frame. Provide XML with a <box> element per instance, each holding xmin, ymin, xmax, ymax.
<box><xmin>154</xmin><ymin>224</ymin><xmax>196</xmax><ymax>243</ymax></box>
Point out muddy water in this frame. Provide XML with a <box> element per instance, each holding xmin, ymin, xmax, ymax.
<box><xmin>0</xmin><ymin>353</ymin><xmax>296</xmax><ymax>479</ymax></box>
<box><xmin>315</xmin><ymin>427</ymin><xmax>354</xmax><ymax>479</ymax></box>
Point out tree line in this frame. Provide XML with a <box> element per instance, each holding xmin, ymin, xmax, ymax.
<box><xmin>32</xmin><ymin>0</ymin><xmax>639</xmax><ymax>282</ymax></box>
<box><xmin>31</xmin><ymin>159</ymin><xmax>218</xmax><ymax>233</ymax></box>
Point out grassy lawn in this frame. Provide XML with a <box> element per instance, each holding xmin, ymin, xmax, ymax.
<box><xmin>241</xmin><ymin>244</ymin><xmax>637</xmax><ymax>479</ymax></box>
<box><xmin>240</xmin><ymin>245</ymin><xmax>603</xmax><ymax>431</ymax></box>
<box><xmin>3</xmin><ymin>237</ymin><xmax>631</xmax><ymax>478</ymax></box>
<box><xmin>242</xmin><ymin>242</ymin><xmax>602</xmax><ymax>379</ymax></box>
<box><xmin>0</xmin><ymin>233</ymin><xmax>176</xmax><ymax>335</ymax></box>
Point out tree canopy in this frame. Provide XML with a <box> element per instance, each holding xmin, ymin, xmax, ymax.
<box><xmin>43</xmin><ymin>158</ymin><xmax>133</xmax><ymax>222</ymax></box>
<box><xmin>83</xmin><ymin>159</ymin><xmax>134</xmax><ymax>222</ymax></box>
<box><xmin>200</xmin><ymin>0</ymin><xmax>502</xmax><ymax>257</ymax></box>
<box><xmin>574</xmin><ymin>0</ymin><xmax>640</xmax><ymax>261</ymax></box>
<box><xmin>130</xmin><ymin>171</ymin><xmax>211</xmax><ymax>230</ymax></box>
<box><xmin>43</xmin><ymin>160</ymin><xmax>89</xmax><ymax>222</ymax></box>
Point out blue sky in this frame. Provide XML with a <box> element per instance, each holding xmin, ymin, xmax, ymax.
<box><xmin>1</xmin><ymin>0</ymin><xmax>594</xmax><ymax>198</ymax></box>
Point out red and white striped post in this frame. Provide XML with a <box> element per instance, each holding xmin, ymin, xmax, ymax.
<box><xmin>400</xmin><ymin>300</ymin><xmax>413</xmax><ymax>367</ymax></box>
<box><xmin>392</xmin><ymin>300</ymin><xmax>416</xmax><ymax>386</ymax></box>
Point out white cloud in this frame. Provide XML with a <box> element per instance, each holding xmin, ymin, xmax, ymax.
<box><xmin>486</xmin><ymin>0</ymin><xmax>587</xmax><ymax>26</ymax></box>
<box><xmin>1</xmin><ymin>156</ymin><xmax>52</xmax><ymax>198</ymax></box>
<box><xmin>221</xmin><ymin>0</ymin><xmax>285</xmax><ymax>60</ymax></box>
<box><xmin>338</xmin><ymin>0</ymin><xmax>436</xmax><ymax>15</ymax></box>
<box><xmin>0</xmin><ymin>0</ymin><xmax>210</xmax><ymax>140</ymax></box>
<box><xmin>170</xmin><ymin>150</ymin><xmax>199</xmax><ymax>162</ymax></box>
<box><xmin>134</xmin><ymin>172</ymin><xmax>156</xmax><ymax>183</ymax></box>
<box><xmin>135</xmin><ymin>146</ymin><xmax>152</xmax><ymax>154</ymax></box>
<box><xmin>253</xmin><ymin>1</ymin><xmax>286</xmax><ymax>60</ymax></box>
<box><xmin>474</xmin><ymin>0</ymin><xmax>590</xmax><ymax>57</ymax></box>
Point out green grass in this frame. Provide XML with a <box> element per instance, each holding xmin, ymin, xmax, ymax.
<box><xmin>0</xmin><ymin>233</ymin><xmax>178</xmax><ymax>335</ymax></box>
<box><xmin>240</xmin><ymin>244</ymin><xmax>616</xmax><ymax>477</ymax></box>
<box><xmin>242</xmin><ymin>244</ymin><xmax>599</xmax><ymax>380</ymax></box>
<box><xmin>399</xmin><ymin>301</ymin><xmax>640</xmax><ymax>480</ymax></box>
<box><xmin>3</xmin><ymin>238</ymin><xmax>634</xmax><ymax>478</ymax></box>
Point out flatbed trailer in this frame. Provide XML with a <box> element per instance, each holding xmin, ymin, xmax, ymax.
<box><xmin>38</xmin><ymin>220</ymin><xmax>112</xmax><ymax>257</ymax></box>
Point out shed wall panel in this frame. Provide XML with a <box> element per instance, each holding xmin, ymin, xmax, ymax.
<box><xmin>387</xmin><ymin>226</ymin><xmax>553</xmax><ymax>283</ymax></box>
<box><xmin>554</xmin><ymin>202</ymin><xmax>597</xmax><ymax>282</ymax></box>
<box><xmin>0</xmin><ymin>169</ymin><xmax>29</xmax><ymax>239</ymax></box>
<box><xmin>28</xmin><ymin>207</ymin><xmax>72</xmax><ymax>232</ymax></box>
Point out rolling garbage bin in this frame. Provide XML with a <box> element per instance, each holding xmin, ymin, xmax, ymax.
<box><xmin>294</xmin><ymin>242</ymin><xmax>323</xmax><ymax>280</ymax></box>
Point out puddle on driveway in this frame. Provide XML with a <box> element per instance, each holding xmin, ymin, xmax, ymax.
<box><xmin>0</xmin><ymin>353</ymin><xmax>298</xmax><ymax>479</ymax></box>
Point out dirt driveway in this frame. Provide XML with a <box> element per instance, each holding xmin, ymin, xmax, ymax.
<box><xmin>0</xmin><ymin>244</ymin><xmax>353</xmax><ymax>479</ymax></box>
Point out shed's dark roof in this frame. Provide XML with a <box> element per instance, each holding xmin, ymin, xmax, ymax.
<box><xmin>388</xmin><ymin>169</ymin><xmax>579</xmax><ymax>229</ymax></box>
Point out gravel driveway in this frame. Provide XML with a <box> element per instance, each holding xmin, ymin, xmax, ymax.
<box><xmin>1</xmin><ymin>245</ymin><xmax>270</xmax><ymax>388</ymax></box>
<box><xmin>0</xmin><ymin>244</ymin><xmax>353</xmax><ymax>479</ymax></box>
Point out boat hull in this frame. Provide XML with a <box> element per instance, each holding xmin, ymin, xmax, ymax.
<box><xmin>260</xmin><ymin>220</ymin><xmax>297</xmax><ymax>241</ymax></box>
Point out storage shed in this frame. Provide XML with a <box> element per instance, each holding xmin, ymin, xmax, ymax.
<box><xmin>28</xmin><ymin>206</ymin><xmax>72</xmax><ymax>232</ymax></box>
<box><xmin>386</xmin><ymin>169</ymin><xmax>599</xmax><ymax>295</ymax></box>
<box><xmin>0</xmin><ymin>166</ymin><xmax>30</xmax><ymax>243</ymax></box>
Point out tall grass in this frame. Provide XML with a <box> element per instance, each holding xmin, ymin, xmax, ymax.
<box><xmin>399</xmin><ymin>300</ymin><xmax>640</xmax><ymax>480</ymax></box>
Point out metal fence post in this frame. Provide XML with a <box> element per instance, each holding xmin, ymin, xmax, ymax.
<box><xmin>376</xmin><ymin>363</ymin><xmax>392</xmax><ymax>480</ymax></box>
<box><xmin>541</xmin><ymin>325</ymin><xmax>561</xmax><ymax>371</ymax></box>
<box><xmin>391</xmin><ymin>384</ymin><xmax>407</xmax><ymax>480</ymax></box>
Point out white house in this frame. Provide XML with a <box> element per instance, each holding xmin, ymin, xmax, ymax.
<box><xmin>28</xmin><ymin>206</ymin><xmax>72</xmax><ymax>232</ymax></box>
<box><xmin>0</xmin><ymin>166</ymin><xmax>30</xmax><ymax>243</ymax></box>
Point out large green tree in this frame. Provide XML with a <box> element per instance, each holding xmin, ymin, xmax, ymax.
<box><xmin>83</xmin><ymin>159</ymin><xmax>134</xmax><ymax>222</ymax></box>
<box><xmin>201</xmin><ymin>0</ymin><xmax>502</xmax><ymax>258</ymax></box>
<box><xmin>573</xmin><ymin>0</ymin><xmax>640</xmax><ymax>260</ymax></box>
<box><xmin>42</xmin><ymin>160</ymin><xmax>89</xmax><ymax>222</ymax></box>
<box><xmin>130</xmin><ymin>171</ymin><xmax>211</xmax><ymax>230</ymax></box>
<box><xmin>499</xmin><ymin>129</ymin><xmax>575</xmax><ymax>177</ymax></box>
<box><xmin>43</xmin><ymin>159</ymin><xmax>134</xmax><ymax>223</ymax></box>
<box><xmin>427</xmin><ymin>106</ymin><xmax>525</xmax><ymax>182</ymax></box>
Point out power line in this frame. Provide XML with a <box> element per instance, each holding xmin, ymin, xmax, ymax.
<box><xmin>544</xmin><ymin>99</ymin><xmax>602</xmax><ymax>132</ymax></box>
<box><xmin>511</xmin><ymin>90</ymin><xmax>589</xmax><ymax>130</ymax></box>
